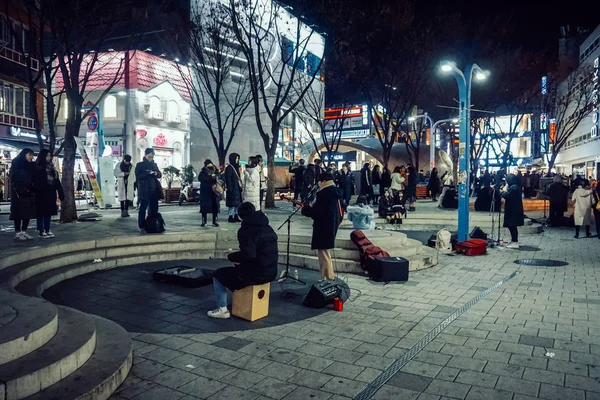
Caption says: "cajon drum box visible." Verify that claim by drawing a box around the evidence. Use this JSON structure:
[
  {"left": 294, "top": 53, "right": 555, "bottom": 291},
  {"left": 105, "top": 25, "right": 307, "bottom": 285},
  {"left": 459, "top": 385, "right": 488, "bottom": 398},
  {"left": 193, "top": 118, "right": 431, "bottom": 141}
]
[{"left": 232, "top": 283, "right": 270, "bottom": 321}]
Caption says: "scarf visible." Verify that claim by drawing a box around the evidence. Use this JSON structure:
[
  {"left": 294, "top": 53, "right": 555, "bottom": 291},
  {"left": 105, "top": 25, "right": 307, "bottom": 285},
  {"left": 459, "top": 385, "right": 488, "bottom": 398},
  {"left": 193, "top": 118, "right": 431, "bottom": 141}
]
[{"left": 120, "top": 162, "right": 132, "bottom": 173}]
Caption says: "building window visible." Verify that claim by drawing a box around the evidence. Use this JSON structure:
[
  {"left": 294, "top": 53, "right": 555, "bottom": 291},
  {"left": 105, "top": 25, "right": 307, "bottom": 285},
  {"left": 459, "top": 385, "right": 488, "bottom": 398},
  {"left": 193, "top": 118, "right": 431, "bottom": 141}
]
[
  {"left": 0, "top": 83, "right": 14, "bottom": 114},
  {"left": 104, "top": 95, "right": 117, "bottom": 118},
  {"left": 149, "top": 96, "right": 160, "bottom": 114},
  {"left": 63, "top": 98, "right": 68, "bottom": 119},
  {"left": 14, "top": 87, "right": 23, "bottom": 116},
  {"left": 167, "top": 100, "right": 179, "bottom": 122}
]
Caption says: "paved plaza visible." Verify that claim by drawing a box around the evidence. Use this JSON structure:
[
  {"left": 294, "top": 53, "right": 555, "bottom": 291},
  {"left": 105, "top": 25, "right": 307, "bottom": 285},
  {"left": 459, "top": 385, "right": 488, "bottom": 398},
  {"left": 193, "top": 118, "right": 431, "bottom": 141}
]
[{"left": 1, "top": 202, "right": 600, "bottom": 400}]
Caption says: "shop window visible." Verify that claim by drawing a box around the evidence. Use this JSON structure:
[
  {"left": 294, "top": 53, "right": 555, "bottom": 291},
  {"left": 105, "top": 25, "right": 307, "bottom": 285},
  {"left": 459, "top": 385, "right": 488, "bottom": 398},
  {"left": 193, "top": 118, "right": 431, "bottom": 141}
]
[
  {"left": 167, "top": 100, "right": 179, "bottom": 122},
  {"left": 281, "top": 37, "right": 295, "bottom": 66},
  {"left": 14, "top": 87, "right": 24, "bottom": 116},
  {"left": 0, "top": 83, "right": 14, "bottom": 114},
  {"left": 104, "top": 95, "right": 117, "bottom": 118},
  {"left": 306, "top": 52, "right": 321, "bottom": 77}
]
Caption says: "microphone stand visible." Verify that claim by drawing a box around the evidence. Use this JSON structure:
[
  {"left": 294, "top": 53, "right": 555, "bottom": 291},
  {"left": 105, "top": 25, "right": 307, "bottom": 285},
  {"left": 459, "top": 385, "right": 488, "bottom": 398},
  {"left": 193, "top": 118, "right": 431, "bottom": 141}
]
[{"left": 277, "top": 205, "right": 306, "bottom": 285}]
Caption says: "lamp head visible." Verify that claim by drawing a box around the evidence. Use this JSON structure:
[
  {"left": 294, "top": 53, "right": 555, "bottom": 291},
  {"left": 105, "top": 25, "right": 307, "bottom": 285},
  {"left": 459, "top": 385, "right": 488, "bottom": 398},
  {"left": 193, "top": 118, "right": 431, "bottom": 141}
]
[
  {"left": 118, "top": 90, "right": 127, "bottom": 96},
  {"left": 475, "top": 71, "right": 486, "bottom": 81},
  {"left": 452, "top": 118, "right": 459, "bottom": 123},
  {"left": 440, "top": 61, "right": 456, "bottom": 73},
  {"left": 408, "top": 117, "right": 416, "bottom": 122}
]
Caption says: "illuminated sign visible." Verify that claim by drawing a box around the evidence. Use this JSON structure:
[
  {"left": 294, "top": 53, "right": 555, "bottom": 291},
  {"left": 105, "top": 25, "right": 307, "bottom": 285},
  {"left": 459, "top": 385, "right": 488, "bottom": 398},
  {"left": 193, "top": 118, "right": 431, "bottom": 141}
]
[
  {"left": 322, "top": 151, "right": 357, "bottom": 161},
  {"left": 323, "top": 105, "right": 369, "bottom": 132},
  {"left": 10, "top": 127, "right": 46, "bottom": 140},
  {"left": 541, "top": 76, "right": 548, "bottom": 95},
  {"left": 592, "top": 57, "right": 599, "bottom": 138},
  {"left": 540, "top": 114, "right": 547, "bottom": 131},
  {"left": 324, "top": 106, "right": 363, "bottom": 120}
]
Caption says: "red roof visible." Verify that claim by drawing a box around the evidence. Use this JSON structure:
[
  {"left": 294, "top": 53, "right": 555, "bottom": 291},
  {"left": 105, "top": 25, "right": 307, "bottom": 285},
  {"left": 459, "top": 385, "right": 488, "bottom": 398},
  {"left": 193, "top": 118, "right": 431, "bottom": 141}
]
[{"left": 55, "top": 51, "right": 191, "bottom": 100}]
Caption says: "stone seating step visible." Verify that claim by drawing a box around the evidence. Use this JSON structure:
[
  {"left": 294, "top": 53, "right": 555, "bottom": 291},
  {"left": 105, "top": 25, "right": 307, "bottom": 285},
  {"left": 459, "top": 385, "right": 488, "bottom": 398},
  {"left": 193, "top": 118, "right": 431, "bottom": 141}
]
[
  {"left": 0, "top": 306, "right": 96, "bottom": 400},
  {"left": 0, "top": 292, "right": 58, "bottom": 366},
  {"left": 276, "top": 242, "right": 360, "bottom": 261},
  {"left": 22, "top": 314, "right": 132, "bottom": 400}
]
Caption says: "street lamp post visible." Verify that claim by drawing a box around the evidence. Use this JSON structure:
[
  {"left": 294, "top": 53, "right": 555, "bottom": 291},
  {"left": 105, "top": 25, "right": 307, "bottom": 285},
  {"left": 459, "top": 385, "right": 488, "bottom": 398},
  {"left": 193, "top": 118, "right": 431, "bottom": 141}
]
[
  {"left": 409, "top": 114, "right": 459, "bottom": 170},
  {"left": 440, "top": 61, "right": 488, "bottom": 242}
]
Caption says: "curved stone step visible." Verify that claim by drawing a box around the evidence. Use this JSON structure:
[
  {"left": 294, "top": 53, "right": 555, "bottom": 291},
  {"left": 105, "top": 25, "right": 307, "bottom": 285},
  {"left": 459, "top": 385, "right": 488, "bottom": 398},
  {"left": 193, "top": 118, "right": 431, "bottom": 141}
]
[
  {"left": 279, "top": 253, "right": 362, "bottom": 274},
  {"left": 22, "top": 314, "right": 132, "bottom": 400},
  {"left": 0, "top": 292, "right": 58, "bottom": 366},
  {"left": 276, "top": 242, "right": 359, "bottom": 260},
  {"left": 15, "top": 250, "right": 217, "bottom": 297},
  {"left": 0, "top": 306, "right": 96, "bottom": 400}
]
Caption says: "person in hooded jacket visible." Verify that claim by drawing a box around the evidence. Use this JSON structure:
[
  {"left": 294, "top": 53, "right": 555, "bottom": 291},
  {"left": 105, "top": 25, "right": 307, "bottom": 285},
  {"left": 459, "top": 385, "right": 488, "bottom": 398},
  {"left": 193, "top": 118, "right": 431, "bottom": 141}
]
[
  {"left": 427, "top": 167, "right": 441, "bottom": 201},
  {"left": 380, "top": 167, "right": 392, "bottom": 197},
  {"left": 135, "top": 148, "right": 163, "bottom": 232},
  {"left": 501, "top": 174, "right": 525, "bottom": 249},
  {"left": 347, "top": 195, "right": 375, "bottom": 230},
  {"left": 337, "top": 163, "right": 353, "bottom": 210},
  {"left": 34, "top": 149, "right": 64, "bottom": 238},
  {"left": 199, "top": 159, "right": 220, "bottom": 227},
  {"left": 224, "top": 153, "right": 242, "bottom": 223},
  {"left": 302, "top": 172, "right": 342, "bottom": 280},
  {"left": 572, "top": 181, "right": 592, "bottom": 238},
  {"left": 114, "top": 154, "right": 135, "bottom": 218},
  {"left": 10, "top": 148, "right": 36, "bottom": 240},
  {"left": 546, "top": 175, "right": 570, "bottom": 227},
  {"left": 208, "top": 202, "right": 278, "bottom": 319},
  {"left": 243, "top": 156, "right": 261, "bottom": 211},
  {"left": 301, "top": 163, "right": 316, "bottom": 202},
  {"left": 359, "top": 162, "right": 373, "bottom": 203}
]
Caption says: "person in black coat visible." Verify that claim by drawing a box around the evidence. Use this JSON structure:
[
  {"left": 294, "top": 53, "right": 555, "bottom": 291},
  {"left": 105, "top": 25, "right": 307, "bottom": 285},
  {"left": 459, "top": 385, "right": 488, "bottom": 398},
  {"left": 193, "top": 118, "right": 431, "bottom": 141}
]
[
  {"left": 9, "top": 148, "right": 36, "bottom": 240},
  {"left": 199, "top": 159, "right": 220, "bottom": 227},
  {"left": 224, "top": 153, "right": 242, "bottom": 223},
  {"left": 33, "top": 149, "right": 64, "bottom": 238},
  {"left": 301, "top": 164, "right": 316, "bottom": 202},
  {"left": 378, "top": 189, "right": 394, "bottom": 220},
  {"left": 502, "top": 174, "right": 524, "bottom": 249},
  {"left": 208, "top": 202, "right": 278, "bottom": 319},
  {"left": 546, "top": 175, "right": 570, "bottom": 227},
  {"left": 135, "top": 148, "right": 163, "bottom": 232},
  {"left": 359, "top": 162, "right": 373, "bottom": 203},
  {"left": 372, "top": 165, "right": 382, "bottom": 205},
  {"left": 337, "top": 163, "right": 353, "bottom": 210},
  {"left": 302, "top": 172, "right": 341, "bottom": 280},
  {"left": 380, "top": 167, "right": 392, "bottom": 197},
  {"left": 289, "top": 159, "right": 306, "bottom": 203},
  {"left": 427, "top": 167, "right": 441, "bottom": 201}
]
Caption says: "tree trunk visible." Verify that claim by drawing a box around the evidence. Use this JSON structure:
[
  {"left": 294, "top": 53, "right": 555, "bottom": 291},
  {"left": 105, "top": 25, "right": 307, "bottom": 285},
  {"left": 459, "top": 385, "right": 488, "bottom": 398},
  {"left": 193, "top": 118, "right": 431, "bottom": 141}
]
[
  {"left": 265, "top": 151, "right": 276, "bottom": 209},
  {"left": 382, "top": 144, "right": 392, "bottom": 170},
  {"left": 60, "top": 137, "right": 78, "bottom": 223},
  {"left": 547, "top": 152, "right": 558, "bottom": 175},
  {"left": 218, "top": 152, "right": 226, "bottom": 170}
]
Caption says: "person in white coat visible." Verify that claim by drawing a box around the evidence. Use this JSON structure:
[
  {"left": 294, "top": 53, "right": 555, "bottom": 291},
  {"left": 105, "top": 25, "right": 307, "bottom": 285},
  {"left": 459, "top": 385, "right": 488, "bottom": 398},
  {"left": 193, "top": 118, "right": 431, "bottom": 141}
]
[
  {"left": 572, "top": 182, "right": 592, "bottom": 238},
  {"left": 390, "top": 166, "right": 405, "bottom": 195},
  {"left": 114, "top": 155, "right": 135, "bottom": 218},
  {"left": 243, "top": 156, "right": 261, "bottom": 211}
]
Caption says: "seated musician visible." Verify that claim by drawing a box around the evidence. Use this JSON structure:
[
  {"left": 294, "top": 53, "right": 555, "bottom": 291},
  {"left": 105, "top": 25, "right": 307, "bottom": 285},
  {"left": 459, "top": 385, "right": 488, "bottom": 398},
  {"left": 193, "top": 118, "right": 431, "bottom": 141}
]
[{"left": 207, "top": 202, "right": 278, "bottom": 319}]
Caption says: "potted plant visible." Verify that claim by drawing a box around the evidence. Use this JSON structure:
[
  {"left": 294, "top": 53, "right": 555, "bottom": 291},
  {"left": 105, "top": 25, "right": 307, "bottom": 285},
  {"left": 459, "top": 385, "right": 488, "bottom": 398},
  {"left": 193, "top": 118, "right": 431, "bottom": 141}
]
[
  {"left": 162, "top": 166, "right": 181, "bottom": 203},
  {"left": 182, "top": 164, "right": 195, "bottom": 185}
]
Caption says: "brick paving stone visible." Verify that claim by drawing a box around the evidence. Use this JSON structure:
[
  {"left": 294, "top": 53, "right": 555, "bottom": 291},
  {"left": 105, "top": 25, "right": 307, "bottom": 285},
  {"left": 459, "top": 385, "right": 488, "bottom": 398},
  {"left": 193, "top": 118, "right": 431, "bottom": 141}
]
[
  {"left": 425, "top": 379, "right": 471, "bottom": 399},
  {"left": 258, "top": 361, "right": 300, "bottom": 380},
  {"left": 354, "top": 354, "right": 395, "bottom": 369},
  {"left": 455, "top": 370, "right": 499, "bottom": 389},
  {"left": 321, "top": 377, "right": 367, "bottom": 398},
  {"left": 130, "top": 385, "right": 185, "bottom": 400},
  {"left": 495, "top": 376, "right": 539, "bottom": 397},
  {"left": 222, "top": 370, "right": 266, "bottom": 389},
  {"left": 565, "top": 374, "right": 600, "bottom": 393},
  {"left": 179, "top": 376, "right": 227, "bottom": 399},
  {"left": 509, "top": 354, "right": 548, "bottom": 369},
  {"left": 224, "top": 354, "right": 271, "bottom": 372},
  {"left": 401, "top": 360, "right": 444, "bottom": 378},
  {"left": 287, "top": 369, "right": 334, "bottom": 389},
  {"left": 413, "top": 351, "right": 451, "bottom": 366},
  {"left": 292, "top": 354, "right": 335, "bottom": 372},
  {"left": 131, "top": 360, "right": 172, "bottom": 379},
  {"left": 473, "top": 348, "right": 511, "bottom": 363},
  {"left": 370, "top": 385, "right": 420, "bottom": 400},
  {"left": 321, "top": 362, "right": 365, "bottom": 380},
  {"left": 456, "top": 328, "right": 490, "bottom": 339},
  {"left": 436, "top": 366, "right": 461, "bottom": 382},
  {"left": 388, "top": 372, "right": 433, "bottom": 392},
  {"left": 354, "top": 342, "right": 392, "bottom": 356},
  {"left": 152, "top": 368, "right": 198, "bottom": 389},
  {"left": 249, "top": 377, "right": 297, "bottom": 399},
  {"left": 497, "top": 342, "right": 535, "bottom": 356},
  {"left": 208, "top": 386, "right": 260, "bottom": 400},
  {"left": 354, "top": 367, "right": 382, "bottom": 383},
  {"left": 446, "top": 356, "right": 487, "bottom": 372},
  {"left": 464, "top": 386, "right": 512, "bottom": 400},
  {"left": 281, "top": 387, "right": 332, "bottom": 400},
  {"left": 440, "top": 344, "right": 476, "bottom": 358},
  {"left": 463, "top": 337, "right": 500, "bottom": 350},
  {"left": 521, "top": 367, "right": 565, "bottom": 386},
  {"left": 538, "top": 383, "right": 585, "bottom": 400},
  {"left": 187, "top": 360, "right": 237, "bottom": 380},
  {"left": 546, "top": 359, "right": 588, "bottom": 377}
]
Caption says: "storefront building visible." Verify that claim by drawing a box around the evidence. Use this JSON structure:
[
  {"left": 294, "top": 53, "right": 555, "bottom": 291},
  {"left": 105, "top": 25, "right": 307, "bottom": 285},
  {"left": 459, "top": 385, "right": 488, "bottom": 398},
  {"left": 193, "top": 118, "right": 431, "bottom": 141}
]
[{"left": 552, "top": 24, "right": 600, "bottom": 179}]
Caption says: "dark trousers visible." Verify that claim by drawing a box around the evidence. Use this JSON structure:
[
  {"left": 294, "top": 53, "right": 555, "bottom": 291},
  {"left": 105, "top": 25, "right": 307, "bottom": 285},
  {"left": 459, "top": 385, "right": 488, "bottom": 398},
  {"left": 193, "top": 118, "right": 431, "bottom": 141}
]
[
  {"left": 595, "top": 209, "right": 600, "bottom": 237},
  {"left": 549, "top": 202, "right": 564, "bottom": 226},
  {"left": 13, "top": 219, "right": 30, "bottom": 232},
  {"left": 120, "top": 200, "right": 128, "bottom": 211},
  {"left": 508, "top": 226, "right": 518, "bottom": 242},
  {"left": 138, "top": 194, "right": 159, "bottom": 229},
  {"left": 293, "top": 187, "right": 301, "bottom": 202},
  {"left": 36, "top": 216, "right": 51, "bottom": 233}
]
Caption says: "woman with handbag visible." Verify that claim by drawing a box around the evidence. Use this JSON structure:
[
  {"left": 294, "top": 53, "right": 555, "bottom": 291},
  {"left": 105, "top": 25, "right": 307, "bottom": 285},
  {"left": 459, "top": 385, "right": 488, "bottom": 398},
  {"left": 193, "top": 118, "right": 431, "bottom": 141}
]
[
  {"left": 572, "top": 181, "right": 592, "bottom": 238},
  {"left": 10, "top": 148, "right": 36, "bottom": 240},
  {"left": 34, "top": 149, "right": 64, "bottom": 238},
  {"left": 224, "top": 153, "right": 242, "bottom": 223},
  {"left": 199, "top": 159, "right": 221, "bottom": 227},
  {"left": 243, "top": 156, "right": 261, "bottom": 211}
]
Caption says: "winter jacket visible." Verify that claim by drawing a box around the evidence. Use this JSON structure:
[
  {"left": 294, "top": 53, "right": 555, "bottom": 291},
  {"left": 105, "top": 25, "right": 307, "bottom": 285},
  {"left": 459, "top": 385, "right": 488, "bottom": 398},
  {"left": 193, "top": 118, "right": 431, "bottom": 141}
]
[
  {"left": 337, "top": 169, "right": 354, "bottom": 206},
  {"left": 302, "top": 182, "right": 342, "bottom": 249},
  {"left": 135, "top": 158, "right": 162, "bottom": 201},
  {"left": 224, "top": 153, "right": 242, "bottom": 208},
  {"left": 427, "top": 170, "right": 441, "bottom": 195},
  {"left": 302, "top": 165, "right": 316, "bottom": 200},
  {"left": 347, "top": 204, "right": 375, "bottom": 230},
  {"left": 405, "top": 170, "right": 418, "bottom": 198},
  {"left": 212, "top": 210, "right": 278, "bottom": 291},
  {"left": 243, "top": 166, "right": 261, "bottom": 210},
  {"left": 546, "top": 181, "right": 569, "bottom": 211},
  {"left": 390, "top": 173, "right": 405, "bottom": 191},
  {"left": 359, "top": 165, "right": 372, "bottom": 196},
  {"left": 9, "top": 159, "right": 36, "bottom": 221},
  {"left": 378, "top": 196, "right": 394, "bottom": 217},
  {"left": 502, "top": 177, "right": 524, "bottom": 227},
  {"left": 34, "top": 163, "right": 64, "bottom": 217},
  {"left": 289, "top": 165, "right": 306, "bottom": 191},
  {"left": 572, "top": 187, "right": 592, "bottom": 226},
  {"left": 114, "top": 161, "right": 135, "bottom": 202},
  {"left": 380, "top": 170, "right": 392, "bottom": 195},
  {"left": 199, "top": 167, "right": 220, "bottom": 214}
]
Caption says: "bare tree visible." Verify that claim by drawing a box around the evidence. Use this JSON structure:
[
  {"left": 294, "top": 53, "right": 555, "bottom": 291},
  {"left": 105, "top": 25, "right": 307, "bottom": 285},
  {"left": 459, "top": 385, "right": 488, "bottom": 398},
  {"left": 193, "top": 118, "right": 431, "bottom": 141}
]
[
  {"left": 177, "top": 1, "right": 252, "bottom": 168},
  {"left": 229, "top": 0, "right": 325, "bottom": 208},
  {"left": 545, "top": 64, "right": 593, "bottom": 172}
]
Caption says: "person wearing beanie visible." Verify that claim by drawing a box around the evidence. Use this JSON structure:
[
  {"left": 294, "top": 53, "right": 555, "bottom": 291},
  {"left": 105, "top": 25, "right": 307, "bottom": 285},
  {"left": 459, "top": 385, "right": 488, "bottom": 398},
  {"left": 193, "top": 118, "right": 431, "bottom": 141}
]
[
  {"left": 243, "top": 156, "right": 261, "bottom": 211},
  {"left": 301, "top": 172, "right": 343, "bottom": 280},
  {"left": 208, "top": 202, "right": 278, "bottom": 318},
  {"left": 135, "top": 148, "right": 163, "bottom": 233},
  {"left": 199, "top": 159, "right": 221, "bottom": 227}
]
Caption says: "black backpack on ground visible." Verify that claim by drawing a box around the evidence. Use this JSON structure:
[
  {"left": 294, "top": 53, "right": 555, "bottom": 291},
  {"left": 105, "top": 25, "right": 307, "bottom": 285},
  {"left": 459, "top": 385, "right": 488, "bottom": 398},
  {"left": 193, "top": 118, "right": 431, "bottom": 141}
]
[{"left": 145, "top": 212, "right": 166, "bottom": 233}]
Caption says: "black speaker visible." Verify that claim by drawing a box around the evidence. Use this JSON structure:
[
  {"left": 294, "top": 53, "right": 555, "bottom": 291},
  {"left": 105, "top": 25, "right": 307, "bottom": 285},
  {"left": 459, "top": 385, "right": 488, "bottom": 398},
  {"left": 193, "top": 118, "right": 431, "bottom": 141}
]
[
  {"left": 368, "top": 257, "right": 409, "bottom": 282},
  {"left": 470, "top": 226, "right": 488, "bottom": 240},
  {"left": 302, "top": 278, "right": 350, "bottom": 309}
]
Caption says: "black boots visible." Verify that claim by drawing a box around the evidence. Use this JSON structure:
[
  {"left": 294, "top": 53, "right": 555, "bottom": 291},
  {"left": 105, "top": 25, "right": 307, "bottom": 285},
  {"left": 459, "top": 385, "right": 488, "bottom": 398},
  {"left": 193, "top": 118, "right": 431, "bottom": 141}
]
[
  {"left": 212, "top": 215, "right": 219, "bottom": 227},
  {"left": 201, "top": 213, "right": 207, "bottom": 227},
  {"left": 228, "top": 216, "right": 235, "bottom": 223}
]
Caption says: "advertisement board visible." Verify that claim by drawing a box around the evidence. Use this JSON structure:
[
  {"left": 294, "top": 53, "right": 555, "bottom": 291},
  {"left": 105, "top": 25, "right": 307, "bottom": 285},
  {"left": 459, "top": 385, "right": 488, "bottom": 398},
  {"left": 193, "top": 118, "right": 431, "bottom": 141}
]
[{"left": 74, "top": 136, "right": 104, "bottom": 208}]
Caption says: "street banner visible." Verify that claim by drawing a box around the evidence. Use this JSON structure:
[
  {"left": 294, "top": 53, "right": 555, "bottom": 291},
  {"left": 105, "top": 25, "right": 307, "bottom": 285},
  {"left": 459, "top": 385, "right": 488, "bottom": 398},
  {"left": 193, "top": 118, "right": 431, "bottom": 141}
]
[{"left": 74, "top": 136, "right": 105, "bottom": 208}]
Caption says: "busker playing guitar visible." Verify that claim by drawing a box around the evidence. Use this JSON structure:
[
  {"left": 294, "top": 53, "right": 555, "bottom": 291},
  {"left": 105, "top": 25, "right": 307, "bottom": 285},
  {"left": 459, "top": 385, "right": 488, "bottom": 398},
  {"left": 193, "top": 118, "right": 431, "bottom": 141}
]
[{"left": 300, "top": 172, "right": 343, "bottom": 281}]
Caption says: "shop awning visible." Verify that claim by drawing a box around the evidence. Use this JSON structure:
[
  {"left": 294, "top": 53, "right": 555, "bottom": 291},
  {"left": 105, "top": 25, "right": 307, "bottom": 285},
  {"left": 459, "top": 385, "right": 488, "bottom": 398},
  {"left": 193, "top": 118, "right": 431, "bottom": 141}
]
[{"left": 0, "top": 139, "right": 81, "bottom": 159}]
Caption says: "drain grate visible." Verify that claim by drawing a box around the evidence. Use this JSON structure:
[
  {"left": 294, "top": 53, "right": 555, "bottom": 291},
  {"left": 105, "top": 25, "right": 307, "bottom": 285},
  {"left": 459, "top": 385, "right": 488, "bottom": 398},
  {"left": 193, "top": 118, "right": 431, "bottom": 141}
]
[
  {"left": 514, "top": 259, "right": 569, "bottom": 267},
  {"left": 516, "top": 245, "right": 541, "bottom": 251},
  {"left": 353, "top": 270, "right": 520, "bottom": 400}
]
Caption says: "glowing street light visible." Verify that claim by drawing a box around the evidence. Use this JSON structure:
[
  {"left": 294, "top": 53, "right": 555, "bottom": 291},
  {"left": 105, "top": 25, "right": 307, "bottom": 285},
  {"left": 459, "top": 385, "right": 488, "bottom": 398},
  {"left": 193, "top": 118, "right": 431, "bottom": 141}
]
[{"left": 439, "top": 60, "right": 489, "bottom": 242}]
